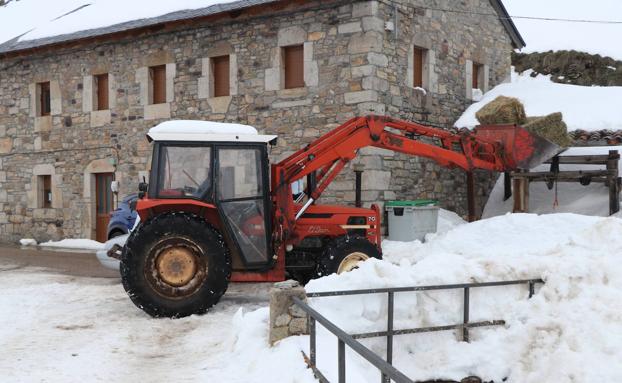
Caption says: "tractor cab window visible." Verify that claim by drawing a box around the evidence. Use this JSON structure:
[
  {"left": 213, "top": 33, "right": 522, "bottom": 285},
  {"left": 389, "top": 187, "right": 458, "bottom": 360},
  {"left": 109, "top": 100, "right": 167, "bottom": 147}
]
[
  {"left": 157, "top": 145, "right": 212, "bottom": 199},
  {"left": 217, "top": 147, "right": 269, "bottom": 265}
]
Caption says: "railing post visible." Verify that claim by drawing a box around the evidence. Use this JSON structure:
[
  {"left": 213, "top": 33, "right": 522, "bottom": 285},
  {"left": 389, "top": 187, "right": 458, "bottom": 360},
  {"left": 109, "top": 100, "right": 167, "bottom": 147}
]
[
  {"left": 528, "top": 281, "right": 535, "bottom": 298},
  {"left": 338, "top": 339, "right": 346, "bottom": 383},
  {"left": 382, "top": 291, "right": 395, "bottom": 383},
  {"left": 463, "top": 287, "right": 470, "bottom": 342},
  {"left": 310, "top": 316, "right": 316, "bottom": 367}
]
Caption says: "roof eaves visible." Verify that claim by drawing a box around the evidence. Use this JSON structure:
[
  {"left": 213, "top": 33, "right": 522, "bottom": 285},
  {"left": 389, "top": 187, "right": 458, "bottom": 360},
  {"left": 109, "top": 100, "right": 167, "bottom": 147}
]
[{"left": 489, "top": 0, "right": 526, "bottom": 49}]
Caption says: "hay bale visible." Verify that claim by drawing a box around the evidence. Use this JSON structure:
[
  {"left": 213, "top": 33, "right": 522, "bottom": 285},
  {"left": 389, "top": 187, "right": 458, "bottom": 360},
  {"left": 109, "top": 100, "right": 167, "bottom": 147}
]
[
  {"left": 522, "top": 112, "right": 573, "bottom": 147},
  {"left": 475, "top": 96, "right": 527, "bottom": 125}
]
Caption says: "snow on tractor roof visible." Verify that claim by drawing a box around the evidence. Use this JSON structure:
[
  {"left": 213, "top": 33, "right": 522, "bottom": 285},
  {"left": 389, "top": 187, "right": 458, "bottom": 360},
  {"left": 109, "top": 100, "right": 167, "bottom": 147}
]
[{"left": 147, "top": 120, "right": 277, "bottom": 144}]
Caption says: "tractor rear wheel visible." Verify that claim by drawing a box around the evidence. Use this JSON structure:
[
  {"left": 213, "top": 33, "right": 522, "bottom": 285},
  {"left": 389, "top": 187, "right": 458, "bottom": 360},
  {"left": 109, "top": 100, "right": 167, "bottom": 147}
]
[
  {"left": 120, "top": 212, "right": 231, "bottom": 318},
  {"left": 316, "top": 236, "right": 381, "bottom": 277}
]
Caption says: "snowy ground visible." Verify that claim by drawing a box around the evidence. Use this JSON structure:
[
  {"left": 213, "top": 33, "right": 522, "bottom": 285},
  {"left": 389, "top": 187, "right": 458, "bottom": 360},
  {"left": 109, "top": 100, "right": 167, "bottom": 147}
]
[
  {"left": 4, "top": 212, "right": 622, "bottom": 382},
  {"left": 455, "top": 69, "right": 622, "bottom": 132},
  {"left": 0, "top": 266, "right": 314, "bottom": 383}
]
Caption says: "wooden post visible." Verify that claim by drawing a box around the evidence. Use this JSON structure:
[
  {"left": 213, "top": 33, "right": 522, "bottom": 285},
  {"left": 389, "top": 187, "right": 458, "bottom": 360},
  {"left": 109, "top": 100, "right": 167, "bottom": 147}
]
[
  {"left": 512, "top": 171, "right": 529, "bottom": 213},
  {"left": 607, "top": 150, "right": 620, "bottom": 215},
  {"left": 466, "top": 171, "right": 476, "bottom": 222},
  {"left": 503, "top": 172, "right": 512, "bottom": 201}
]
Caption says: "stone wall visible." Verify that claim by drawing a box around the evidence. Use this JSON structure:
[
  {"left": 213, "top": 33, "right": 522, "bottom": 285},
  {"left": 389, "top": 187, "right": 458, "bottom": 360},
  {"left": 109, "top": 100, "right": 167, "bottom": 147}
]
[
  {"left": 0, "top": 0, "right": 514, "bottom": 242},
  {"left": 268, "top": 280, "right": 308, "bottom": 345}
]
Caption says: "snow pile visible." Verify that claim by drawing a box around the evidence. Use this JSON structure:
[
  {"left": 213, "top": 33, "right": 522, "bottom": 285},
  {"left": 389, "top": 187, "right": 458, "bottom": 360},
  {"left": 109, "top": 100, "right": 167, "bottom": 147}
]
[
  {"left": 95, "top": 234, "right": 129, "bottom": 271},
  {"left": 484, "top": 146, "right": 622, "bottom": 218},
  {"left": 39, "top": 238, "right": 105, "bottom": 251},
  {"left": 0, "top": 0, "right": 240, "bottom": 44},
  {"left": 456, "top": 70, "right": 622, "bottom": 132},
  {"left": 504, "top": 0, "right": 622, "bottom": 60},
  {"left": 19, "top": 238, "right": 37, "bottom": 246},
  {"left": 304, "top": 213, "right": 622, "bottom": 382}
]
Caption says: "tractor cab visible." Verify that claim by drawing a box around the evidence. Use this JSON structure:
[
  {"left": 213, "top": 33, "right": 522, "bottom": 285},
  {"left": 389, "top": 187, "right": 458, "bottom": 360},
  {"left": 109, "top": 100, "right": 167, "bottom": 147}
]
[{"left": 134, "top": 121, "right": 277, "bottom": 299}]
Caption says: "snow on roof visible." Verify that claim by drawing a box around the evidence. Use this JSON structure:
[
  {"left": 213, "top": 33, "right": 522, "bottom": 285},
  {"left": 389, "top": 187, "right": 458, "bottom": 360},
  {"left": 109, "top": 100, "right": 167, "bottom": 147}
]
[
  {"left": 0, "top": 0, "right": 276, "bottom": 53},
  {"left": 504, "top": 0, "right": 622, "bottom": 60},
  {"left": 0, "top": 1, "right": 524, "bottom": 55},
  {"left": 150, "top": 120, "right": 258, "bottom": 135},
  {"left": 455, "top": 70, "right": 622, "bottom": 133},
  {"left": 147, "top": 120, "right": 277, "bottom": 143}
]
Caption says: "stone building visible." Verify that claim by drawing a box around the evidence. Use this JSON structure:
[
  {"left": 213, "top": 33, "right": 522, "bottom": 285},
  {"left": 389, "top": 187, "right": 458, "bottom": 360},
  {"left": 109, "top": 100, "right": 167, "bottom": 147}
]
[{"left": 0, "top": 0, "right": 524, "bottom": 242}]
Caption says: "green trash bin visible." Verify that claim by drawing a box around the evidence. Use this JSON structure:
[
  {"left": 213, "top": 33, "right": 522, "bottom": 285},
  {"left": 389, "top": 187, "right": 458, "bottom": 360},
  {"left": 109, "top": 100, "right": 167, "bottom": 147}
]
[{"left": 385, "top": 200, "right": 439, "bottom": 242}]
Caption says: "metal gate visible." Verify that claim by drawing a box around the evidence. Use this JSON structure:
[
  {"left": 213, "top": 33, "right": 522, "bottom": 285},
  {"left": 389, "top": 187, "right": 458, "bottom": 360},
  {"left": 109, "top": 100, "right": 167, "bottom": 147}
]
[{"left": 293, "top": 278, "right": 544, "bottom": 383}]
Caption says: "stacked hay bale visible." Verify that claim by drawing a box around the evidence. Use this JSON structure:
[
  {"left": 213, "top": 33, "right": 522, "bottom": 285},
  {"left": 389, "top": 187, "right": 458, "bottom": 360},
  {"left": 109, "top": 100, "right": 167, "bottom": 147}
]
[{"left": 475, "top": 96, "right": 572, "bottom": 147}]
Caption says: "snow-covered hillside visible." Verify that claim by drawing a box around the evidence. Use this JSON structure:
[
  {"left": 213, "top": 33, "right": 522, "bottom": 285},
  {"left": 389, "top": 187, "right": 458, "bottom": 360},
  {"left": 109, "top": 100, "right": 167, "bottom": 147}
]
[
  {"left": 504, "top": 0, "right": 622, "bottom": 60},
  {"left": 455, "top": 70, "right": 622, "bottom": 132}
]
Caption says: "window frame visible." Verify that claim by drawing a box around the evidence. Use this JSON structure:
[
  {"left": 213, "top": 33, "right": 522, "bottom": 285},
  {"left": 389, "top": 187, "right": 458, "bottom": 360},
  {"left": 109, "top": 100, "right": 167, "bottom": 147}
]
[
  {"left": 211, "top": 55, "right": 231, "bottom": 97},
  {"left": 151, "top": 142, "right": 214, "bottom": 202},
  {"left": 472, "top": 62, "right": 483, "bottom": 91},
  {"left": 283, "top": 44, "right": 305, "bottom": 89},
  {"left": 38, "top": 174, "right": 52, "bottom": 208},
  {"left": 38, "top": 81, "right": 51, "bottom": 117},
  {"left": 95, "top": 73, "right": 109, "bottom": 111},
  {"left": 150, "top": 65, "right": 167, "bottom": 105},
  {"left": 413, "top": 46, "right": 426, "bottom": 88}
]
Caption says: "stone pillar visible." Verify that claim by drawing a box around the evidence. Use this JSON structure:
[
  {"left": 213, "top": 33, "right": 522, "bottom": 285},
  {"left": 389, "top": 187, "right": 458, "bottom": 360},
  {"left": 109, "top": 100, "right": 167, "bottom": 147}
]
[{"left": 269, "top": 280, "right": 308, "bottom": 345}]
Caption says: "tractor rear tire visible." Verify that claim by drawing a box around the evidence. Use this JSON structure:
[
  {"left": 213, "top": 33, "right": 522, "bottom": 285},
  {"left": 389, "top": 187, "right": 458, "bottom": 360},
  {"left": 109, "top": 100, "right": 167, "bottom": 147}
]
[
  {"left": 316, "top": 236, "right": 381, "bottom": 277},
  {"left": 120, "top": 212, "right": 231, "bottom": 318}
]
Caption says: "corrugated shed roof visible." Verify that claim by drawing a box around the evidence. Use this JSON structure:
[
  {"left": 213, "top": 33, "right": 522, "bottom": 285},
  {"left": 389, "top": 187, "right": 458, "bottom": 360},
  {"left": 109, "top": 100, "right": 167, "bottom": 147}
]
[{"left": 0, "top": 0, "right": 278, "bottom": 55}]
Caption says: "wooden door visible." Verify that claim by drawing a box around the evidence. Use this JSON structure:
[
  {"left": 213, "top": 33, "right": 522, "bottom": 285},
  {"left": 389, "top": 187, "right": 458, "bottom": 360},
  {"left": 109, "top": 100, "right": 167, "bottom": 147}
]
[{"left": 95, "top": 173, "right": 114, "bottom": 242}]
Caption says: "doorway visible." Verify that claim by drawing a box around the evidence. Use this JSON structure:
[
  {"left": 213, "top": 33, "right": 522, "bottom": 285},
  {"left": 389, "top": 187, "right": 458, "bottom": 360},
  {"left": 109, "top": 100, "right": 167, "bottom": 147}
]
[{"left": 95, "top": 173, "right": 114, "bottom": 242}]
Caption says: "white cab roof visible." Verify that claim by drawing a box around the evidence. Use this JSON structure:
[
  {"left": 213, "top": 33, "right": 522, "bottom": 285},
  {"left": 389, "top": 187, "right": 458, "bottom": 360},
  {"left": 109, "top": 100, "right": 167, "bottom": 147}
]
[{"left": 147, "top": 120, "right": 277, "bottom": 143}]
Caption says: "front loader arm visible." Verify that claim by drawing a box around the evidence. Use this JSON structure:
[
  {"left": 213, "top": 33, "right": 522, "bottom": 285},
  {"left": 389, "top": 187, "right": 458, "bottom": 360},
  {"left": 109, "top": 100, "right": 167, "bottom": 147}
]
[{"left": 270, "top": 115, "right": 508, "bottom": 248}]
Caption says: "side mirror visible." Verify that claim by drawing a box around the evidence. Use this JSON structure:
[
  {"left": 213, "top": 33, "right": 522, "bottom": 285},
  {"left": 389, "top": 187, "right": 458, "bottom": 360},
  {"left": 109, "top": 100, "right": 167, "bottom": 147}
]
[
  {"left": 138, "top": 182, "right": 148, "bottom": 199},
  {"left": 129, "top": 200, "right": 137, "bottom": 211}
]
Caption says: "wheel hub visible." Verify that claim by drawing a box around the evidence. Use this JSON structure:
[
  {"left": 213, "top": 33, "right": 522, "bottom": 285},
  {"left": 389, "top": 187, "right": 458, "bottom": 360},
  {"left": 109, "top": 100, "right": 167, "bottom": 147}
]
[
  {"left": 145, "top": 238, "right": 208, "bottom": 299},
  {"left": 156, "top": 247, "right": 198, "bottom": 287},
  {"left": 337, "top": 252, "right": 369, "bottom": 274}
]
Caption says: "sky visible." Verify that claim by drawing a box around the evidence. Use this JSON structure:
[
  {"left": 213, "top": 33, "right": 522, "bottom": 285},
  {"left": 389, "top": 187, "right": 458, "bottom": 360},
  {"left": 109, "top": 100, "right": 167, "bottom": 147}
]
[
  {"left": 0, "top": 0, "right": 621, "bottom": 60},
  {"left": 503, "top": 0, "right": 622, "bottom": 59}
]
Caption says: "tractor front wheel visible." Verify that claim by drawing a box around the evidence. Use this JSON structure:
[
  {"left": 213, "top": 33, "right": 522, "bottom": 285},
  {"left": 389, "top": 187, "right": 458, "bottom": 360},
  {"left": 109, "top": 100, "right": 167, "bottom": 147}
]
[
  {"left": 316, "top": 236, "right": 381, "bottom": 277},
  {"left": 120, "top": 212, "right": 231, "bottom": 318}
]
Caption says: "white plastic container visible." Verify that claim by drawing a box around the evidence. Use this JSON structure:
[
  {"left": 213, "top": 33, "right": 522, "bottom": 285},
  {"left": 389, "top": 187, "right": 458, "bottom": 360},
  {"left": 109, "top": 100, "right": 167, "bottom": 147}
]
[{"left": 386, "top": 200, "right": 439, "bottom": 242}]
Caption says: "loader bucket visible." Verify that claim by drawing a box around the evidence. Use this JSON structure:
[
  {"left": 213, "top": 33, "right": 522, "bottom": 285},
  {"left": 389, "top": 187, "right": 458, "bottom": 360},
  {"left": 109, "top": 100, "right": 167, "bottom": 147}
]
[{"left": 474, "top": 124, "right": 561, "bottom": 170}]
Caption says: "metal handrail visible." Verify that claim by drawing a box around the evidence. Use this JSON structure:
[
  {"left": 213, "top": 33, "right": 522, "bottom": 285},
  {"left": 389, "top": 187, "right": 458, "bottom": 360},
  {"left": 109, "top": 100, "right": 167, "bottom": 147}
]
[
  {"left": 292, "top": 296, "right": 414, "bottom": 383},
  {"left": 296, "top": 278, "right": 544, "bottom": 383}
]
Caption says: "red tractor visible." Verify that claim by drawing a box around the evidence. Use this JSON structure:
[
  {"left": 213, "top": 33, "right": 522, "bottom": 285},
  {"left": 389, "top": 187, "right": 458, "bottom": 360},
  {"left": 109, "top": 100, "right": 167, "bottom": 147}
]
[{"left": 120, "top": 115, "right": 556, "bottom": 317}]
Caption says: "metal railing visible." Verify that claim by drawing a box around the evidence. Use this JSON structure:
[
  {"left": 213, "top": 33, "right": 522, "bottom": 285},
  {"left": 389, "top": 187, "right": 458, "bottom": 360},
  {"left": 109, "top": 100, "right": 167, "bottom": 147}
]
[{"left": 294, "top": 278, "right": 544, "bottom": 383}]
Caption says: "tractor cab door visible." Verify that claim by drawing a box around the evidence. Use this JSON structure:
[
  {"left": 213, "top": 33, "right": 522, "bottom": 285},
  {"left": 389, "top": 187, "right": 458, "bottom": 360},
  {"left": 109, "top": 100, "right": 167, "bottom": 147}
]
[{"left": 215, "top": 145, "right": 271, "bottom": 268}]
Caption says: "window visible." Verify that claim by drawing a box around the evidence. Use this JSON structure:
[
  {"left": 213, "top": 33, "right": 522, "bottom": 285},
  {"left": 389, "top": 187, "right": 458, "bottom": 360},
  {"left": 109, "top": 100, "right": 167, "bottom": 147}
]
[
  {"left": 150, "top": 65, "right": 167, "bottom": 104},
  {"left": 39, "top": 82, "right": 51, "bottom": 116},
  {"left": 38, "top": 175, "right": 52, "bottom": 208},
  {"left": 212, "top": 55, "right": 230, "bottom": 97},
  {"left": 157, "top": 145, "right": 212, "bottom": 199},
  {"left": 413, "top": 46, "right": 425, "bottom": 88},
  {"left": 472, "top": 62, "right": 483, "bottom": 90},
  {"left": 283, "top": 45, "right": 304, "bottom": 89},
  {"left": 95, "top": 73, "right": 109, "bottom": 110}
]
